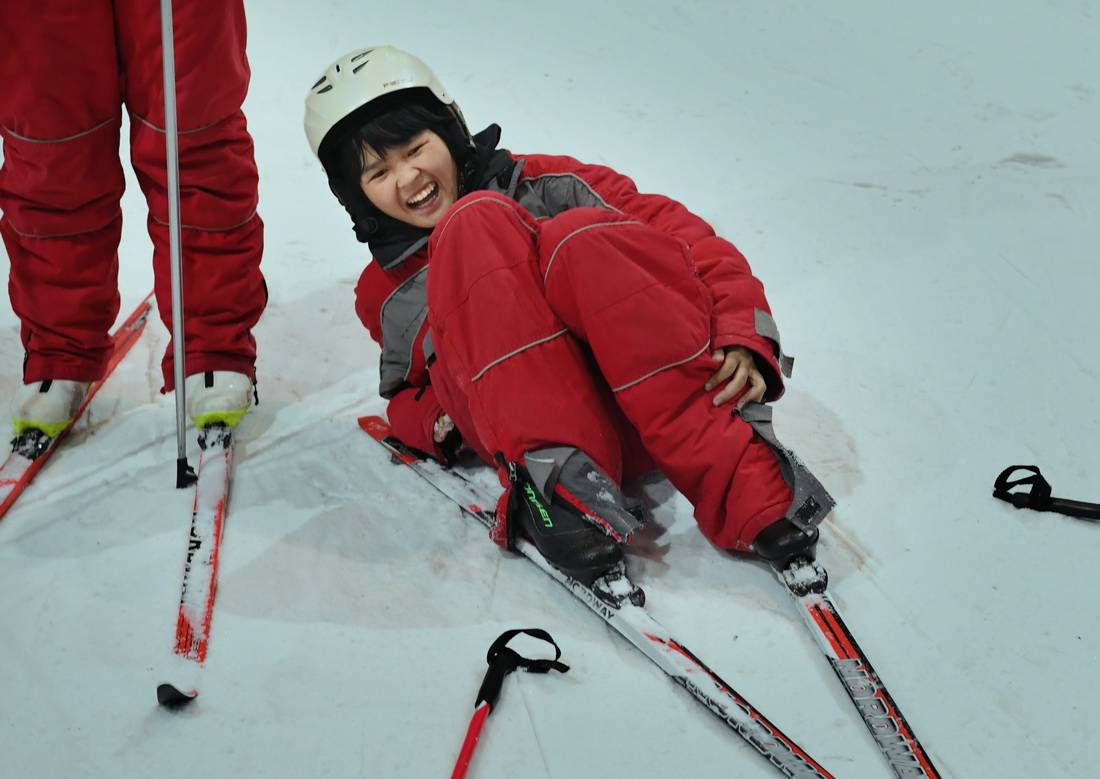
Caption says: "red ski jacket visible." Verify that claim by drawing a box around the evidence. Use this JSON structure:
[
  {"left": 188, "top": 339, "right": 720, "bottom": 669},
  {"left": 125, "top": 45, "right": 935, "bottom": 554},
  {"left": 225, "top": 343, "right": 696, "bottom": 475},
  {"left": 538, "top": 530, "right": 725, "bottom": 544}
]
[{"left": 354, "top": 150, "right": 792, "bottom": 460}]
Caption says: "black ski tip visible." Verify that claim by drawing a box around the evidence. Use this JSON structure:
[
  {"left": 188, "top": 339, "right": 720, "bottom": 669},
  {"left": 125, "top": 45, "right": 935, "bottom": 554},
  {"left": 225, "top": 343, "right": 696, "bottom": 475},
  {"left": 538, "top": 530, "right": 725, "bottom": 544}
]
[{"left": 157, "top": 683, "right": 198, "bottom": 708}]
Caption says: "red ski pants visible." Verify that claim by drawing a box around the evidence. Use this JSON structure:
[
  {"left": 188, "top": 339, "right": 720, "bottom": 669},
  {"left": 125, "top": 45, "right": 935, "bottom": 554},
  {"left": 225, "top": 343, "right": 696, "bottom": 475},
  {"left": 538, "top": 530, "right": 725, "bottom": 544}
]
[
  {"left": 426, "top": 193, "right": 793, "bottom": 550},
  {"left": 0, "top": 0, "right": 265, "bottom": 389}
]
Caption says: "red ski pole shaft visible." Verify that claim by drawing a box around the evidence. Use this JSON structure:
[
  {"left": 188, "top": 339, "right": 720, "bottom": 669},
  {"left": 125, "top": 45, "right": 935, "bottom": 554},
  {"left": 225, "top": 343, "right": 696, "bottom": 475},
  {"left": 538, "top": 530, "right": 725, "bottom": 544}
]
[{"left": 451, "top": 702, "right": 491, "bottom": 779}]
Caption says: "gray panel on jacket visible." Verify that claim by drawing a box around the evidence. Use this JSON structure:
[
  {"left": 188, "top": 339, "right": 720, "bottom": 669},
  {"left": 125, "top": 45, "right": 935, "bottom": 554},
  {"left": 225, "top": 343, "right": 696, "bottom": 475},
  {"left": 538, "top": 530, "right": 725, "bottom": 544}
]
[{"left": 379, "top": 266, "right": 429, "bottom": 398}]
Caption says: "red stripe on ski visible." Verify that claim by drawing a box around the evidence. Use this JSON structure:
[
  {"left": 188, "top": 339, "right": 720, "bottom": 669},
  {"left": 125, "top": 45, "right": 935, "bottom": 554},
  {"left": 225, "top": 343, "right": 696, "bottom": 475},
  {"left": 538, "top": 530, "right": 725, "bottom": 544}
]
[
  {"left": 0, "top": 293, "right": 154, "bottom": 520},
  {"left": 818, "top": 598, "right": 940, "bottom": 778},
  {"left": 197, "top": 493, "right": 228, "bottom": 661},
  {"left": 807, "top": 601, "right": 859, "bottom": 660},
  {"left": 644, "top": 632, "right": 833, "bottom": 776},
  {"left": 173, "top": 429, "right": 233, "bottom": 664},
  {"left": 174, "top": 490, "right": 227, "bottom": 662},
  {"left": 831, "top": 659, "right": 939, "bottom": 779},
  {"left": 357, "top": 416, "right": 418, "bottom": 464},
  {"left": 174, "top": 617, "right": 195, "bottom": 656},
  {"left": 798, "top": 591, "right": 940, "bottom": 777}
]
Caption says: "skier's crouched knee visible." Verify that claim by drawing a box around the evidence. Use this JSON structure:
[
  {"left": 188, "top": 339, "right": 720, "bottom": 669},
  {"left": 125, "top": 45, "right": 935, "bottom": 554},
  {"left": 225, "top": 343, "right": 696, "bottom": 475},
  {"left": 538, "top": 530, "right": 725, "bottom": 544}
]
[{"left": 431, "top": 191, "right": 539, "bottom": 251}]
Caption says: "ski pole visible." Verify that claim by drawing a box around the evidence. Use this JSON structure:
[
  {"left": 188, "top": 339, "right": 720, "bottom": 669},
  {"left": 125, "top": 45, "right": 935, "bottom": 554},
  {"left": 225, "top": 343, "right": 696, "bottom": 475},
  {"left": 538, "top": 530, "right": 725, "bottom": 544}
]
[
  {"left": 451, "top": 629, "right": 569, "bottom": 779},
  {"left": 994, "top": 465, "right": 1100, "bottom": 521},
  {"left": 159, "top": 0, "right": 196, "bottom": 488}
]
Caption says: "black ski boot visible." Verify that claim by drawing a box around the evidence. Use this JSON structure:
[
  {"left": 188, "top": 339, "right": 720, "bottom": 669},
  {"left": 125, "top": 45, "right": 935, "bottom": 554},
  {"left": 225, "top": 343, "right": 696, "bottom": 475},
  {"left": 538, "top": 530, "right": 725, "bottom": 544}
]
[
  {"left": 753, "top": 517, "right": 819, "bottom": 571},
  {"left": 513, "top": 477, "right": 623, "bottom": 585}
]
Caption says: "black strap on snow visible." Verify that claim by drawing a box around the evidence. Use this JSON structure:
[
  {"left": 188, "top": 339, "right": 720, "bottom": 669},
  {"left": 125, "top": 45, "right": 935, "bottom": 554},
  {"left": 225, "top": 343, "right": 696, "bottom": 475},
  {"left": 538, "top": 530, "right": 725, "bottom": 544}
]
[
  {"left": 474, "top": 628, "right": 569, "bottom": 712},
  {"left": 993, "top": 465, "right": 1100, "bottom": 521}
]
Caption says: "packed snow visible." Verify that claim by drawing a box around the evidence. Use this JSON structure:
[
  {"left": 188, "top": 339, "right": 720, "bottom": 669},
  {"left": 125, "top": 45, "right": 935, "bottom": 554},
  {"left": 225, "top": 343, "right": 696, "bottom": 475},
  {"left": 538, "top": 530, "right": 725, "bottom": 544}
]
[{"left": 2, "top": 1, "right": 1098, "bottom": 777}]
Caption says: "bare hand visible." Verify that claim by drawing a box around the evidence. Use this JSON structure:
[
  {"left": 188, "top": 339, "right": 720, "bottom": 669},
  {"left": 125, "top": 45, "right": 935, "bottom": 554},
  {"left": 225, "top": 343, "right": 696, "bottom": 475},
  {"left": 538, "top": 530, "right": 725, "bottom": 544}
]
[
  {"left": 704, "top": 346, "right": 767, "bottom": 409},
  {"left": 433, "top": 413, "right": 455, "bottom": 443}
]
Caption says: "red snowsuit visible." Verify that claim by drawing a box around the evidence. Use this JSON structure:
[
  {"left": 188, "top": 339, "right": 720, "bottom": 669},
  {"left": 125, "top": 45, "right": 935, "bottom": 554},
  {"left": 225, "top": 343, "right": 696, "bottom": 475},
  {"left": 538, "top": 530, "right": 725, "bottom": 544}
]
[
  {"left": 356, "top": 152, "right": 801, "bottom": 551},
  {"left": 0, "top": 0, "right": 265, "bottom": 389}
]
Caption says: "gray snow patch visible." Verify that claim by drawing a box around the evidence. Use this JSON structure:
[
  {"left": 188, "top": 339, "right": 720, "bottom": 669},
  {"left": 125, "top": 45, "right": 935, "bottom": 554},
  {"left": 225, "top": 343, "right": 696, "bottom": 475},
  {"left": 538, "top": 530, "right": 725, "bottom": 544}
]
[{"left": 996, "top": 152, "right": 1064, "bottom": 168}]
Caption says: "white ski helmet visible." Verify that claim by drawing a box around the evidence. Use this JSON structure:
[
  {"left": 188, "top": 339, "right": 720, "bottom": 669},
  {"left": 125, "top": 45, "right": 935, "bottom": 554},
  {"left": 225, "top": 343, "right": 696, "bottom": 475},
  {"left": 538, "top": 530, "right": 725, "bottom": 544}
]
[{"left": 304, "top": 45, "right": 470, "bottom": 168}]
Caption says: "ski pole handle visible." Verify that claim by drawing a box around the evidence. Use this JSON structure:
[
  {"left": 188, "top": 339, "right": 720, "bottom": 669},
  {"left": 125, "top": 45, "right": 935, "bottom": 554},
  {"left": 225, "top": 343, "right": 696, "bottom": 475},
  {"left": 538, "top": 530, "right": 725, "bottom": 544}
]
[
  {"left": 994, "top": 465, "right": 1100, "bottom": 521},
  {"left": 451, "top": 628, "right": 569, "bottom": 778}
]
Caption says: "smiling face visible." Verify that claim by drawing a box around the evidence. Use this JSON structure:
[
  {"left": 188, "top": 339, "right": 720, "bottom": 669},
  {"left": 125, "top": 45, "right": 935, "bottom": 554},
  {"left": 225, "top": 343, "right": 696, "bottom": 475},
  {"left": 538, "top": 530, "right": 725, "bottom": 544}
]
[{"left": 358, "top": 130, "right": 459, "bottom": 229}]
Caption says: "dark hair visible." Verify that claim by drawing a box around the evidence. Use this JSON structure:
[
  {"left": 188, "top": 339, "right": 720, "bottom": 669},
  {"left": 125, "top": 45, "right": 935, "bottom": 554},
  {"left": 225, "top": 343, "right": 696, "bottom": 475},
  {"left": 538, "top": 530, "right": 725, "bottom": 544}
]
[{"left": 333, "top": 89, "right": 458, "bottom": 185}]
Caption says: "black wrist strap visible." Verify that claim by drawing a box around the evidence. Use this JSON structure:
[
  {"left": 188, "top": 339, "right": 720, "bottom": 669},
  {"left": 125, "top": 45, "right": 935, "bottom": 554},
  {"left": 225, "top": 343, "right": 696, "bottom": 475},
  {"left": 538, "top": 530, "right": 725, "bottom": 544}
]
[
  {"left": 993, "top": 465, "right": 1100, "bottom": 521},
  {"left": 475, "top": 628, "right": 569, "bottom": 711}
]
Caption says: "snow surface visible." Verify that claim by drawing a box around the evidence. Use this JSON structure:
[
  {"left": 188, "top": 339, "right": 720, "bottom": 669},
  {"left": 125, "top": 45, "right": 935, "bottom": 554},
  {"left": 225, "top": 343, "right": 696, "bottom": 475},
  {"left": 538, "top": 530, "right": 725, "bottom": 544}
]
[{"left": 2, "top": 1, "right": 1098, "bottom": 777}]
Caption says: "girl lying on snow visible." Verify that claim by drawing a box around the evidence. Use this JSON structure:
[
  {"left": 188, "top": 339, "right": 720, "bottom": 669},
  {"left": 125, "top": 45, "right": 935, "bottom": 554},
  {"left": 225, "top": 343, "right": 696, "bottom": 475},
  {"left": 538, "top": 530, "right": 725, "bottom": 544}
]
[{"left": 303, "top": 46, "right": 834, "bottom": 586}]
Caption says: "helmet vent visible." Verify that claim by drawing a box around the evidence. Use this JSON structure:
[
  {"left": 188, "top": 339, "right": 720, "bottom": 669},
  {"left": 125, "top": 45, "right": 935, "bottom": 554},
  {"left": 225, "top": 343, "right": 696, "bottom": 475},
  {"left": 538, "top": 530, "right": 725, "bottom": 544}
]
[
  {"left": 312, "top": 76, "right": 327, "bottom": 89},
  {"left": 352, "top": 60, "right": 371, "bottom": 74},
  {"left": 351, "top": 49, "right": 374, "bottom": 62},
  {"left": 335, "top": 64, "right": 341, "bottom": 73},
  {"left": 316, "top": 84, "right": 333, "bottom": 94}
]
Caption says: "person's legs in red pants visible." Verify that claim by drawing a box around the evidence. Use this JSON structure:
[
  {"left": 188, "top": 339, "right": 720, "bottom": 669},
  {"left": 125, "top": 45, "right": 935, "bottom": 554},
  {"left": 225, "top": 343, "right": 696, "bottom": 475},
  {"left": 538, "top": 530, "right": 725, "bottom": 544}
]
[
  {"left": 427, "top": 194, "right": 649, "bottom": 579},
  {"left": 0, "top": 1, "right": 124, "bottom": 385},
  {"left": 0, "top": 2, "right": 128, "bottom": 434},
  {"left": 428, "top": 192, "right": 831, "bottom": 563},
  {"left": 117, "top": 0, "right": 265, "bottom": 419},
  {"left": 535, "top": 205, "right": 798, "bottom": 551}
]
